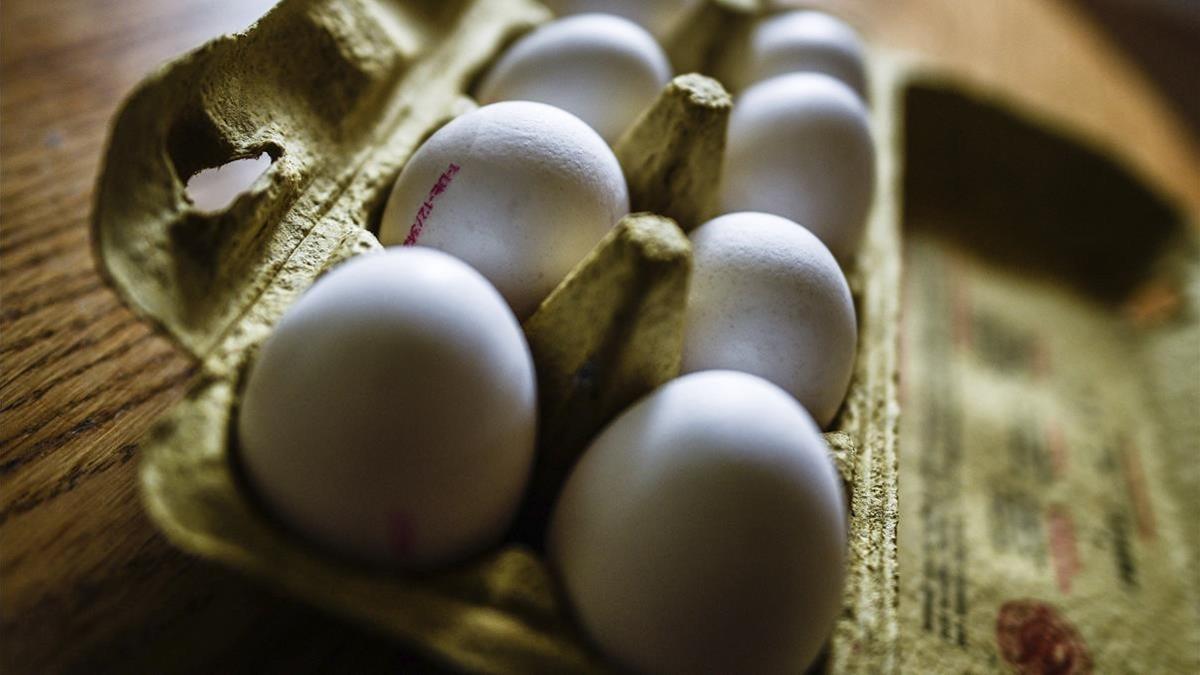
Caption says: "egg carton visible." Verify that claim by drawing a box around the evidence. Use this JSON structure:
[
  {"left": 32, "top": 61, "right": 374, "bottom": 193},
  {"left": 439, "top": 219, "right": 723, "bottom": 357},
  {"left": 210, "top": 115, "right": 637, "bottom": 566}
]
[{"left": 91, "top": 0, "right": 900, "bottom": 671}]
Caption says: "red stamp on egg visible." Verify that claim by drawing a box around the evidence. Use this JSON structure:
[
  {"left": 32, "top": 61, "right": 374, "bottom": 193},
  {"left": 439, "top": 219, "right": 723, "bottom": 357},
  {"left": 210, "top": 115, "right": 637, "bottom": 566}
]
[{"left": 404, "top": 162, "right": 461, "bottom": 246}]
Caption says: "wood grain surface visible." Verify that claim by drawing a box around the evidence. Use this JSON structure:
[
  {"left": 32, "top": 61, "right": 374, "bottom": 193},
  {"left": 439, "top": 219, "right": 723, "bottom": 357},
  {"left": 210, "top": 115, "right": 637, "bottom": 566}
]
[{"left": 1, "top": 1, "right": 1196, "bottom": 673}]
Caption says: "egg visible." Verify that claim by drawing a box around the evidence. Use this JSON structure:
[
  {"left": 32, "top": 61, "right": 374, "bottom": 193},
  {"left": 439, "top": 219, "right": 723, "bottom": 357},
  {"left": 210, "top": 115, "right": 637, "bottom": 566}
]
[
  {"left": 730, "top": 10, "right": 867, "bottom": 97},
  {"left": 540, "top": 0, "right": 699, "bottom": 39},
  {"left": 378, "top": 101, "right": 629, "bottom": 319},
  {"left": 681, "top": 212, "right": 856, "bottom": 427},
  {"left": 237, "top": 248, "right": 537, "bottom": 568},
  {"left": 476, "top": 14, "right": 672, "bottom": 143},
  {"left": 548, "top": 370, "right": 847, "bottom": 675},
  {"left": 721, "top": 72, "right": 875, "bottom": 262}
]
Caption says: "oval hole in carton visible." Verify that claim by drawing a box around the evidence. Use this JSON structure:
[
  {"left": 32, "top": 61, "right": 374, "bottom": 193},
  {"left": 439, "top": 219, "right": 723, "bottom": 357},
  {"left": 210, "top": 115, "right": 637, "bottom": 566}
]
[{"left": 185, "top": 152, "right": 274, "bottom": 213}]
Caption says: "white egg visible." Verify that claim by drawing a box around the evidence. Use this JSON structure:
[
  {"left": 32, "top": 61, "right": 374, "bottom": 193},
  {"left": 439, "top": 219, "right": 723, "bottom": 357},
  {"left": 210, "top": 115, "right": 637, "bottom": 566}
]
[
  {"left": 379, "top": 101, "right": 629, "bottom": 319},
  {"left": 731, "top": 10, "right": 867, "bottom": 97},
  {"left": 721, "top": 72, "right": 875, "bottom": 262},
  {"left": 476, "top": 14, "right": 672, "bottom": 143},
  {"left": 681, "top": 212, "right": 856, "bottom": 427},
  {"left": 548, "top": 370, "right": 847, "bottom": 675},
  {"left": 541, "top": 0, "right": 699, "bottom": 39},
  {"left": 237, "top": 248, "right": 537, "bottom": 568}
]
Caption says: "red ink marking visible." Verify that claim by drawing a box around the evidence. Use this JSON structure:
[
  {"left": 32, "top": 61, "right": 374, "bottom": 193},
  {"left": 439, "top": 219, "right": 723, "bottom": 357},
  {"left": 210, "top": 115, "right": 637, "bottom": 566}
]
[
  {"left": 1121, "top": 438, "right": 1157, "bottom": 541},
  {"left": 388, "top": 512, "right": 416, "bottom": 557},
  {"left": 996, "top": 600, "right": 1093, "bottom": 675},
  {"left": 404, "top": 162, "right": 460, "bottom": 245},
  {"left": 1045, "top": 505, "right": 1080, "bottom": 595},
  {"left": 1045, "top": 421, "right": 1067, "bottom": 478}
]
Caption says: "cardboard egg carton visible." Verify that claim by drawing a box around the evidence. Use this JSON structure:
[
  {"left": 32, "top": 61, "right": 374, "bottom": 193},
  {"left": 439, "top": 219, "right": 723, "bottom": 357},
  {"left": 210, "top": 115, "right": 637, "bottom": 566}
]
[
  {"left": 92, "top": 0, "right": 900, "bottom": 671},
  {"left": 896, "top": 82, "right": 1200, "bottom": 671}
]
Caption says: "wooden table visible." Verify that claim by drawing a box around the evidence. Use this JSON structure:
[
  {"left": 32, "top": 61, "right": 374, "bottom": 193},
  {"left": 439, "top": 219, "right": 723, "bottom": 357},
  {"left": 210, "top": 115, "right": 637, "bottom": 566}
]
[{"left": 2, "top": 1, "right": 1197, "bottom": 672}]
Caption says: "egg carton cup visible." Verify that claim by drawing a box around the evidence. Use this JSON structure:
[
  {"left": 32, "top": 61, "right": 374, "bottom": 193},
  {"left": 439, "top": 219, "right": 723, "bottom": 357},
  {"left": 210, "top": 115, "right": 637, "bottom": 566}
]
[{"left": 92, "top": 0, "right": 899, "bottom": 672}]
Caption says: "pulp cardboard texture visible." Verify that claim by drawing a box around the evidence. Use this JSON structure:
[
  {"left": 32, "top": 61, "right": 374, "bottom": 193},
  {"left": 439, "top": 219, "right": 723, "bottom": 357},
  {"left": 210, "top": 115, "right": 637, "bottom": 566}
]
[{"left": 91, "top": 0, "right": 1199, "bottom": 672}]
